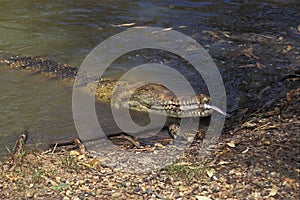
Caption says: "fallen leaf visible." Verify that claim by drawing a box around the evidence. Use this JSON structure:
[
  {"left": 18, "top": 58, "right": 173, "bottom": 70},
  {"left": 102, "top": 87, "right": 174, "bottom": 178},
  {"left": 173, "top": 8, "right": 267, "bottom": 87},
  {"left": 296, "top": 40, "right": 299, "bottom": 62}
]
[
  {"left": 173, "top": 162, "right": 192, "bottom": 166},
  {"left": 284, "top": 177, "right": 295, "bottom": 187},
  {"left": 179, "top": 185, "right": 188, "bottom": 192},
  {"left": 69, "top": 150, "right": 80, "bottom": 156},
  {"left": 89, "top": 158, "right": 101, "bottom": 167},
  {"left": 264, "top": 140, "right": 271, "bottom": 145},
  {"left": 242, "top": 147, "right": 249, "bottom": 154},
  {"left": 111, "top": 23, "right": 136, "bottom": 27},
  {"left": 195, "top": 195, "right": 211, "bottom": 200},
  {"left": 226, "top": 141, "right": 236, "bottom": 148},
  {"left": 206, "top": 168, "right": 215, "bottom": 178},
  {"left": 218, "top": 160, "right": 230, "bottom": 165},
  {"left": 77, "top": 155, "right": 85, "bottom": 160},
  {"left": 286, "top": 45, "right": 293, "bottom": 51},
  {"left": 268, "top": 185, "right": 278, "bottom": 197}
]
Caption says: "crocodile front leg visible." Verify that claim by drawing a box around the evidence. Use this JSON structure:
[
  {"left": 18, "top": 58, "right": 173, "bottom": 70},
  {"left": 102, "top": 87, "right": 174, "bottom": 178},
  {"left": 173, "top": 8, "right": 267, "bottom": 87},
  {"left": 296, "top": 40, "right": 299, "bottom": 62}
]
[{"left": 167, "top": 123, "right": 188, "bottom": 143}]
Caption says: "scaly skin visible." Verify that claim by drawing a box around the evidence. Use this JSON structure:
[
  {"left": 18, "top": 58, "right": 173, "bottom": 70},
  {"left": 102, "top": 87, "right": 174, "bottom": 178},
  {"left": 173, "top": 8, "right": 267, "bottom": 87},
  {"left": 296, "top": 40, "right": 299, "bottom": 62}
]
[
  {"left": 1, "top": 55, "right": 217, "bottom": 143},
  {"left": 1, "top": 56, "right": 213, "bottom": 119}
]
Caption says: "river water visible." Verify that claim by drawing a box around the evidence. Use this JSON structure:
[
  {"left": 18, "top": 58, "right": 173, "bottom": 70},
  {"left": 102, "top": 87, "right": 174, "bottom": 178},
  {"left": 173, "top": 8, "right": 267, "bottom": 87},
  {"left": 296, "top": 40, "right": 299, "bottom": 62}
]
[{"left": 0, "top": 0, "right": 299, "bottom": 155}]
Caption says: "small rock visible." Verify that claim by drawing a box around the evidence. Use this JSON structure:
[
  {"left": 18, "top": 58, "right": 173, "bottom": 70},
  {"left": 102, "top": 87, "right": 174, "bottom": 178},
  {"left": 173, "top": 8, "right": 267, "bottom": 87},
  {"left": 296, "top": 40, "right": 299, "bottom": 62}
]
[
  {"left": 270, "top": 172, "right": 277, "bottom": 177},
  {"left": 133, "top": 187, "right": 141, "bottom": 193},
  {"left": 146, "top": 188, "right": 154, "bottom": 195},
  {"left": 112, "top": 192, "right": 122, "bottom": 198},
  {"left": 95, "top": 189, "right": 102, "bottom": 195},
  {"left": 156, "top": 193, "right": 164, "bottom": 199},
  {"left": 212, "top": 185, "right": 219, "bottom": 192}
]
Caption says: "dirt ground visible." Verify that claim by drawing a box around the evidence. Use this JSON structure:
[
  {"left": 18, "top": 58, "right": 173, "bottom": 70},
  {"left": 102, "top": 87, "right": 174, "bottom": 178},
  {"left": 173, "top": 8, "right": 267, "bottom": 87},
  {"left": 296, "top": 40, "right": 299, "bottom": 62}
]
[{"left": 0, "top": 88, "right": 298, "bottom": 200}]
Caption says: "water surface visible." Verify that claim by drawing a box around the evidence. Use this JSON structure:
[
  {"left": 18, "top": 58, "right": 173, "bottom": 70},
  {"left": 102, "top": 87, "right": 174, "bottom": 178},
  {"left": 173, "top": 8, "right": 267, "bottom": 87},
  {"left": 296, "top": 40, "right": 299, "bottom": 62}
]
[{"left": 0, "top": 0, "right": 299, "bottom": 155}]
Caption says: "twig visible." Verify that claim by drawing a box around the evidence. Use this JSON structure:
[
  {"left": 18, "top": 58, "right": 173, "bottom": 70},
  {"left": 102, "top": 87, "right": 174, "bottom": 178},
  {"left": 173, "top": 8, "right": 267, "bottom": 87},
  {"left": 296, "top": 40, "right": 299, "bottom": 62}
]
[
  {"left": 109, "top": 134, "right": 141, "bottom": 148},
  {"left": 9, "top": 130, "right": 28, "bottom": 171}
]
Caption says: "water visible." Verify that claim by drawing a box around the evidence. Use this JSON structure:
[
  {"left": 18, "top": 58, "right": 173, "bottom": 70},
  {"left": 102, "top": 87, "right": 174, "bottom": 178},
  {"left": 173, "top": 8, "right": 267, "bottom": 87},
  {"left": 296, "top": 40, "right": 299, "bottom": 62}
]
[
  {"left": 0, "top": 67, "right": 75, "bottom": 153},
  {"left": 0, "top": 0, "right": 299, "bottom": 155}
]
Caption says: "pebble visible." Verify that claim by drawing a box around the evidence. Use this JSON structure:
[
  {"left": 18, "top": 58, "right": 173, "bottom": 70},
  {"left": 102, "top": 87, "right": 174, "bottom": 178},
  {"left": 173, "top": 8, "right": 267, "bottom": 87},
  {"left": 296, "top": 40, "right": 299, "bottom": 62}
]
[
  {"left": 146, "top": 188, "right": 154, "bottom": 195},
  {"left": 156, "top": 193, "right": 164, "bottom": 199},
  {"left": 133, "top": 187, "right": 141, "bottom": 193},
  {"left": 212, "top": 185, "right": 219, "bottom": 192},
  {"left": 112, "top": 192, "right": 122, "bottom": 198}
]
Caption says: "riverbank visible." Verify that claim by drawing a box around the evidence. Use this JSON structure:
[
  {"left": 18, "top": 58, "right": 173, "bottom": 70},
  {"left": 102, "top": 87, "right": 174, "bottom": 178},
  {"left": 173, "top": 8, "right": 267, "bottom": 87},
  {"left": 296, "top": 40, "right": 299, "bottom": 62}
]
[{"left": 0, "top": 88, "right": 299, "bottom": 199}]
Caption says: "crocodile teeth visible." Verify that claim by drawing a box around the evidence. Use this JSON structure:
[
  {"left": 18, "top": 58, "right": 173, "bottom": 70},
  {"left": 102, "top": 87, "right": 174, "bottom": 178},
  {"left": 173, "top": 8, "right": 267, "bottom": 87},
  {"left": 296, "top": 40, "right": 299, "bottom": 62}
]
[{"left": 181, "top": 99, "right": 186, "bottom": 105}]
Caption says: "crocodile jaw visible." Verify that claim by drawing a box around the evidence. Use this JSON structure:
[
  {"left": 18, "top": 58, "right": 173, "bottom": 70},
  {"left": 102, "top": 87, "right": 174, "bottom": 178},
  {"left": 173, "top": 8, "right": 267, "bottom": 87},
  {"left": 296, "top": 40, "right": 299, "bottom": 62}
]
[
  {"left": 105, "top": 83, "right": 213, "bottom": 118},
  {"left": 97, "top": 82, "right": 214, "bottom": 118},
  {"left": 123, "top": 93, "right": 213, "bottom": 118}
]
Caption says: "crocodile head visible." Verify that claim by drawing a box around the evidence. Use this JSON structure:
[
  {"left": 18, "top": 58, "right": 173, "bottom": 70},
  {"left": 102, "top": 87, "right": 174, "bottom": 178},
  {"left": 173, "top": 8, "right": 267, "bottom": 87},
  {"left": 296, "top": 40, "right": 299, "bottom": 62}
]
[
  {"left": 2, "top": 56, "right": 222, "bottom": 118},
  {"left": 110, "top": 83, "right": 214, "bottom": 118}
]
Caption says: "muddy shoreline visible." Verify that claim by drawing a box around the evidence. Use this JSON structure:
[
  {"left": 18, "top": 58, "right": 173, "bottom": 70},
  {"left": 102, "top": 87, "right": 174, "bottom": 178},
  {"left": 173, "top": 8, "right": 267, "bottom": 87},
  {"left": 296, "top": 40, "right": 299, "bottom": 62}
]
[
  {"left": 0, "top": 88, "right": 299, "bottom": 199},
  {"left": 0, "top": 1, "right": 299, "bottom": 199}
]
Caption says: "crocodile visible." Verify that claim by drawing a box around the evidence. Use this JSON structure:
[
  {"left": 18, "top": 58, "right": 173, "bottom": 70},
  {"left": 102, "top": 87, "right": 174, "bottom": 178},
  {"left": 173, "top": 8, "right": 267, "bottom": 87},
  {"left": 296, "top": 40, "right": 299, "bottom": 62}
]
[{"left": 1, "top": 55, "right": 221, "bottom": 142}]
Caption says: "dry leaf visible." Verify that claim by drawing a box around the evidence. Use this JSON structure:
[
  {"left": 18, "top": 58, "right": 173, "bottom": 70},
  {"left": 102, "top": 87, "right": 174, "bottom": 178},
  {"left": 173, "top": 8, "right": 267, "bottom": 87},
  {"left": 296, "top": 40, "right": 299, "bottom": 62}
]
[
  {"left": 218, "top": 160, "right": 230, "bottom": 165},
  {"left": 151, "top": 27, "right": 173, "bottom": 34},
  {"left": 268, "top": 185, "right": 278, "bottom": 197},
  {"left": 284, "top": 177, "right": 295, "bottom": 186},
  {"left": 195, "top": 196, "right": 211, "bottom": 200},
  {"left": 179, "top": 185, "right": 188, "bottom": 192},
  {"left": 77, "top": 155, "right": 85, "bottom": 160},
  {"left": 226, "top": 141, "right": 236, "bottom": 148},
  {"left": 69, "top": 150, "right": 80, "bottom": 156},
  {"left": 111, "top": 23, "right": 136, "bottom": 27},
  {"left": 89, "top": 158, "right": 101, "bottom": 167},
  {"left": 242, "top": 147, "right": 249, "bottom": 154},
  {"left": 173, "top": 162, "right": 192, "bottom": 166},
  {"left": 286, "top": 45, "right": 293, "bottom": 51},
  {"left": 206, "top": 169, "right": 215, "bottom": 178}
]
